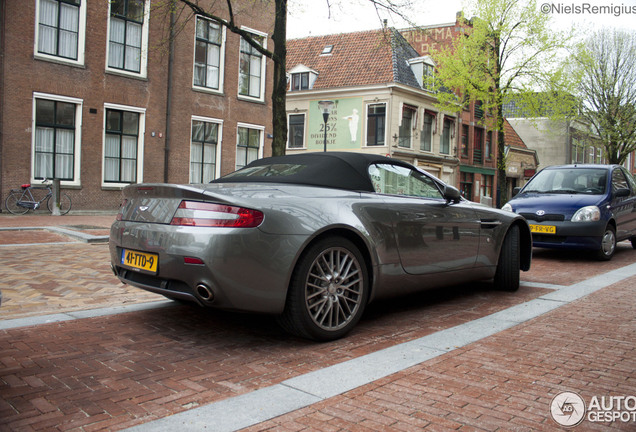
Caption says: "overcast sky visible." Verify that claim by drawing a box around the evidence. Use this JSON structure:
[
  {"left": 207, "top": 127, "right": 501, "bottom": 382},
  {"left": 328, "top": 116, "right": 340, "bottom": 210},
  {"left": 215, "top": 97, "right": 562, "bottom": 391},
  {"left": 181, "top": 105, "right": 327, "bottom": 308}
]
[{"left": 287, "top": 0, "right": 636, "bottom": 39}]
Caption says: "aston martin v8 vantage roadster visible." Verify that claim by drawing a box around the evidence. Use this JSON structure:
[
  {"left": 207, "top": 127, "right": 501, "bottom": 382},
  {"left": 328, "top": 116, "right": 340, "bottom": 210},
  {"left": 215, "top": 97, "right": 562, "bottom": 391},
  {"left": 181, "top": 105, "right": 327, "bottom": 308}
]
[{"left": 110, "top": 152, "right": 531, "bottom": 340}]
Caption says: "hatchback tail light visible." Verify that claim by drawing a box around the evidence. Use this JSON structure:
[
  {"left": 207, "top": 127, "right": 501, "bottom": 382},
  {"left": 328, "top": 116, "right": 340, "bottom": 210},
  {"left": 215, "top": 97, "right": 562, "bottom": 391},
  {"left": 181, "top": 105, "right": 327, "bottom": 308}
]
[{"left": 170, "top": 201, "right": 264, "bottom": 228}]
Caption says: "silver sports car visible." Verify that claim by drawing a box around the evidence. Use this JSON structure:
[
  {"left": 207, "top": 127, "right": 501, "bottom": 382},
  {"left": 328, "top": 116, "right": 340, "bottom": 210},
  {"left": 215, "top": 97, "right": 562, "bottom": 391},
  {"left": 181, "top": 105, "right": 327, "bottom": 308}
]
[{"left": 110, "top": 152, "right": 531, "bottom": 340}]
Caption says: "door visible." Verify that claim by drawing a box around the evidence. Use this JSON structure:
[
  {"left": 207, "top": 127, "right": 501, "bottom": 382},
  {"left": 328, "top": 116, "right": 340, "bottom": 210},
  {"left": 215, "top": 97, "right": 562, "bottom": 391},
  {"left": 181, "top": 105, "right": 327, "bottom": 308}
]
[{"left": 369, "top": 163, "right": 480, "bottom": 275}]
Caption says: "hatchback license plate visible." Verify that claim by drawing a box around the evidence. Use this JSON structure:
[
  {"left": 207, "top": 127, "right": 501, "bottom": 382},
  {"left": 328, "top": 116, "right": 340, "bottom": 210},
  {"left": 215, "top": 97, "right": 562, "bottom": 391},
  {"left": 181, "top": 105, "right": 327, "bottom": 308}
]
[
  {"left": 530, "top": 224, "right": 556, "bottom": 234},
  {"left": 121, "top": 249, "right": 158, "bottom": 273}
]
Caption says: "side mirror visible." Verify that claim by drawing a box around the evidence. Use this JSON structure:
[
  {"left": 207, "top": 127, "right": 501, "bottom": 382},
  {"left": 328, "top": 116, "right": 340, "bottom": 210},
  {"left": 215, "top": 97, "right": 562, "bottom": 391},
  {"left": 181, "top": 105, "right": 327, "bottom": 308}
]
[
  {"left": 615, "top": 188, "right": 630, "bottom": 198},
  {"left": 443, "top": 185, "right": 462, "bottom": 204},
  {"left": 512, "top": 187, "right": 522, "bottom": 197}
]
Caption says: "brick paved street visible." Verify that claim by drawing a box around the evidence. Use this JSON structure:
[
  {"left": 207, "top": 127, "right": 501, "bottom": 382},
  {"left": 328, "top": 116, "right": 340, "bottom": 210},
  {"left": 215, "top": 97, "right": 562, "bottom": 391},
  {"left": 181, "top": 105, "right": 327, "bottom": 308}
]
[{"left": 1, "top": 214, "right": 635, "bottom": 431}]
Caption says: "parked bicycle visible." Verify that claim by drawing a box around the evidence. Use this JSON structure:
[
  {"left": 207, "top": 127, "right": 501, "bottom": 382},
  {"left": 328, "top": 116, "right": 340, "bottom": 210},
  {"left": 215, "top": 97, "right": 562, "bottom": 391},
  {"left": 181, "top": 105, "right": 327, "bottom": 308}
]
[{"left": 4, "top": 179, "right": 71, "bottom": 215}]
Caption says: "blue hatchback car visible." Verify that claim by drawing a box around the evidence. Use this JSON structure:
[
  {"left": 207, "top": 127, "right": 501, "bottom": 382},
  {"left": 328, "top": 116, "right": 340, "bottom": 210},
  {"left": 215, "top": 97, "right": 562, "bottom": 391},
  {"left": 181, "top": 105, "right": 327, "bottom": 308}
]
[{"left": 503, "top": 164, "right": 636, "bottom": 260}]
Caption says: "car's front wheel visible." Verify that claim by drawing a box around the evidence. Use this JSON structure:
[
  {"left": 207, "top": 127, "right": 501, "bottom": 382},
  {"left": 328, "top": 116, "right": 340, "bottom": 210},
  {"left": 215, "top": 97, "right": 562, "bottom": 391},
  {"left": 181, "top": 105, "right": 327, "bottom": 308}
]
[
  {"left": 596, "top": 225, "right": 616, "bottom": 261},
  {"left": 278, "top": 236, "right": 368, "bottom": 341}
]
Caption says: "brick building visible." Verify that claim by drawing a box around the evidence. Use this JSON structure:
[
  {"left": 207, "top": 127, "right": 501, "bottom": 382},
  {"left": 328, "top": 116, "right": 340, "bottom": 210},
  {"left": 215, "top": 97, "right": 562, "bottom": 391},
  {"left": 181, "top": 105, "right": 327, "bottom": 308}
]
[
  {"left": 402, "top": 14, "right": 499, "bottom": 205},
  {"left": 0, "top": 0, "right": 275, "bottom": 211}
]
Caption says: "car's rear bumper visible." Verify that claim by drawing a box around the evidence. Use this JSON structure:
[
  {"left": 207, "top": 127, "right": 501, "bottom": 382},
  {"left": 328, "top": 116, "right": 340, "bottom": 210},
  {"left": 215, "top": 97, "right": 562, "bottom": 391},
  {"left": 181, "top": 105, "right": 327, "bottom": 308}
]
[{"left": 109, "top": 221, "right": 306, "bottom": 314}]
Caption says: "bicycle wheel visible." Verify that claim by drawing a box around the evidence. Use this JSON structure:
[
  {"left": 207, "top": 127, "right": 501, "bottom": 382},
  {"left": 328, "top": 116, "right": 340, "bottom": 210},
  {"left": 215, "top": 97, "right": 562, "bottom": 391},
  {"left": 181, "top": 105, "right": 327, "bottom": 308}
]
[
  {"left": 46, "top": 193, "right": 72, "bottom": 215},
  {"left": 5, "top": 192, "right": 29, "bottom": 215}
]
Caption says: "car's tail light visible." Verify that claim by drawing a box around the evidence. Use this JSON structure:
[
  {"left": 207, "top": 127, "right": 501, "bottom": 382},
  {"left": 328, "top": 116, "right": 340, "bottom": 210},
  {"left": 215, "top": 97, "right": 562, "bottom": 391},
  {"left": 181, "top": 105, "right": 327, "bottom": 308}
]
[{"left": 170, "top": 201, "right": 264, "bottom": 228}]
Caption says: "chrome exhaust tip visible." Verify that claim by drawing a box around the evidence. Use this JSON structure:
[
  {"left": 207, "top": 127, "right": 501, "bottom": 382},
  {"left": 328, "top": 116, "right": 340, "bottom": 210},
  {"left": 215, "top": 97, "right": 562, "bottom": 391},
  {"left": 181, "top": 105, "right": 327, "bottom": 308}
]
[{"left": 196, "top": 283, "right": 214, "bottom": 302}]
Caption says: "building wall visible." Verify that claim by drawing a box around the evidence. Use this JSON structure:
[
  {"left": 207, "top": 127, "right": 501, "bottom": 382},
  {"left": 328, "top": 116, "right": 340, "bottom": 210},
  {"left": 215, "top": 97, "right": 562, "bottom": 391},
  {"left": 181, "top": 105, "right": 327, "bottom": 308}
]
[
  {"left": 0, "top": 0, "right": 274, "bottom": 211},
  {"left": 401, "top": 18, "right": 499, "bottom": 205},
  {"left": 286, "top": 85, "right": 460, "bottom": 186}
]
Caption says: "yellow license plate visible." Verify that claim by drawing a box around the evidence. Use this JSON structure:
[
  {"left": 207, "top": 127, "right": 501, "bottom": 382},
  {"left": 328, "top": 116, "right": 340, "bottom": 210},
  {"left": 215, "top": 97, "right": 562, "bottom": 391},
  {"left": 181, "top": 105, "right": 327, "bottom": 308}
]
[
  {"left": 121, "top": 249, "right": 158, "bottom": 273},
  {"left": 530, "top": 224, "right": 556, "bottom": 234}
]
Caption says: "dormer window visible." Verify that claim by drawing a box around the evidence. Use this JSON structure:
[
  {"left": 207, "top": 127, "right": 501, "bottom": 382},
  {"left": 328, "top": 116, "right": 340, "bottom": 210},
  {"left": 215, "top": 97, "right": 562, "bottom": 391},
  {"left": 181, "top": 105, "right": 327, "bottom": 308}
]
[
  {"left": 288, "top": 64, "right": 318, "bottom": 91},
  {"left": 408, "top": 56, "right": 436, "bottom": 92},
  {"left": 291, "top": 72, "right": 309, "bottom": 90}
]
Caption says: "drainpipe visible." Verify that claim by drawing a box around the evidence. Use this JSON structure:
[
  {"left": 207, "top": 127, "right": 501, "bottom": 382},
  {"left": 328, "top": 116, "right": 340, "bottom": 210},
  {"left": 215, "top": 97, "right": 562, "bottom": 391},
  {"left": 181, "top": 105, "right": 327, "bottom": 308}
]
[{"left": 163, "top": 0, "right": 176, "bottom": 183}]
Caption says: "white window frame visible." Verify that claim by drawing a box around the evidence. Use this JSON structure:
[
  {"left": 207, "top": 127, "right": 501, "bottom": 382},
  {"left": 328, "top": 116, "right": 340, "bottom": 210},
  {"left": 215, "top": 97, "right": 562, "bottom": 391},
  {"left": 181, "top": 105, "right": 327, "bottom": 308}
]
[
  {"left": 236, "top": 122, "right": 265, "bottom": 169},
  {"left": 34, "top": 0, "right": 87, "bottom": 66},
  {"left": 190, "top": 115, "right": 223, "bottom": 183},
  {"left": 31, "top": 92, "right": 83, "bottom": 187},
  {"left": 105, "top": 0, "right": 150, "bottom": 78},
  {"left": 192, "top": 16, "right": 226, "bottom": 94},
  {"left": 365, "top": 102, "right": 387, "bottom": 147},
  {"left": 237, "top": 26, "right": 267, "bottom": 103},
  {"left": 102, "top": 102, "right": 146, "bottom": 188}
]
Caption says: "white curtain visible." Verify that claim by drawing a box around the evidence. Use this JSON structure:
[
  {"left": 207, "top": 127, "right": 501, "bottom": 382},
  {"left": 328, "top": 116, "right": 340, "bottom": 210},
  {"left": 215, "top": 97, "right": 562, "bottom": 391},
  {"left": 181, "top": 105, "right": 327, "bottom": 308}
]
[
  {"left": 125, "top": 22, "right": 142, "bottom": 71},
  {"left": 190, "top": 143, "right": 203, "bottom": 183},
  {"left": 55, "top": 129, "right": 74, "bottom": 179},
  {"left": 38, "top": 0, "right": 58, "bottom": 55},
  {"left": 249, "top": 57, "right": 261, "bottom": 97},
  {"left": 58, "top": 2, "right": 79, "bottom": 58},
  {"left": 108, "top": 19, "right": 125, "bottom": 68},
  {"left": 35, "top": 127, "right": 54, "bottom": 179}
]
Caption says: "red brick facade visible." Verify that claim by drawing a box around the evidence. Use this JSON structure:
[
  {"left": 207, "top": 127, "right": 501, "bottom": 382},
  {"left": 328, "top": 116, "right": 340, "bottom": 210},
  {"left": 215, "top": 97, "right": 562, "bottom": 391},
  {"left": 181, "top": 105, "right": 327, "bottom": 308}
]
[
  {"left": 0, "top": 0, "right": 275, "bottom": 211},
  {"left": 402, "top": 16, "right": 500, "bottom": 205}
]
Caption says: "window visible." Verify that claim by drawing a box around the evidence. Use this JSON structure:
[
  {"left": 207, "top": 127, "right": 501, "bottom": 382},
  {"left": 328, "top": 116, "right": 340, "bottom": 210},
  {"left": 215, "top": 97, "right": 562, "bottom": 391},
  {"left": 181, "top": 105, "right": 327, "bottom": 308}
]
[
  {"left": 421, "top": 112, "right": 434, "bottom": 152},
  {"left": 288, "top": 114, "right": 305, "bottom": 149},
  {"left": 366, "top": 104, "right": 386, "bottom": 147},
  {"left": 571, "top": 137, "right": 586, "bottom": 163},
  {"left": 612, "top": 168, "right": 629, "bottom": 193},
  {"left": 473, "top": 127, "right": 483, "bottom": 164},
  {"left": 107, "top": 0, "right": 148, "bottom": 75},
  {"left": 321, "top": 45, "right": 333, "bottom": 55},
  {"left": 460, "top": 125, "right": 468, "bottom": 156},
  {"left": 104, "top": 106, "right": 145, "bottom": 184},
  {"left": 36, "top": 0, "right": 85, "bottom": 64},
  {"left": 460, "top": 172, "right": 474, "bottom": 199},
  {"left": 423, "top": 63, "right": 435, "bottom": 91},
  {"left": 485, "top": 131, "right": 492, "bottom": 159},
  {"left": 33, "top": 96, "right": 82, "bottom": 182},
  {"left": 236, "top": 124, "right": 263, "bottom": 169},
  {"left": 482, "top": 175, "right": 493, "bottom": 198},
  {"left": 440, "top": 118, "right": 452, "bottom": 154},
  {"left": 291, "top": 72, "right": 309, "bottom": 91},
  {"left": 239, "top": 31, "right": 266, "bottom": 101},
  {"left": 191, "top": 119, "right": 221, "bottom": 183},
  {"left": 399, "top": 105, "right": 416, "bottom": 148},
  {"left": 194, "top": 17, "right": 225, "bottom": 91},
  {"left": 368, "top": 164, "right": 442, "bottom": 199}
]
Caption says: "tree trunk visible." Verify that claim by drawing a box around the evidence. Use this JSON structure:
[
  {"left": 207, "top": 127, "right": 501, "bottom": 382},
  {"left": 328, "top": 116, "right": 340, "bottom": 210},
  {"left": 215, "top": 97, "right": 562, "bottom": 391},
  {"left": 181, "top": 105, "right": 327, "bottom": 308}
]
[{"left": 270, "top": 0, "right": 288, "bottom": 156}]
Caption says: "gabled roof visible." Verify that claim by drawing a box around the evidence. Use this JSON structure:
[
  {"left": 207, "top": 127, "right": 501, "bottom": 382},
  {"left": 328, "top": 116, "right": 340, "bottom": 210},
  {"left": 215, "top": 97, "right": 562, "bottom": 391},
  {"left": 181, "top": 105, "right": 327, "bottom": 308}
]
[{"left": 287, "top": 28, "right": 421, "bottom": 90}]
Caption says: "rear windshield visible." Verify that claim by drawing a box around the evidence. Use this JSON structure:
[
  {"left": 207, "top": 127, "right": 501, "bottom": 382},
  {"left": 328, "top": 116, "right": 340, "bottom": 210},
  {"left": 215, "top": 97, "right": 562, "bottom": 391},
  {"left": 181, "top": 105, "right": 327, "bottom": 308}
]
[
  {"left": 524, "top": 168, "right": 607, "bottom": 195},
  {"left": 222, "top": 163, "right": 306, "bottom": 178}
]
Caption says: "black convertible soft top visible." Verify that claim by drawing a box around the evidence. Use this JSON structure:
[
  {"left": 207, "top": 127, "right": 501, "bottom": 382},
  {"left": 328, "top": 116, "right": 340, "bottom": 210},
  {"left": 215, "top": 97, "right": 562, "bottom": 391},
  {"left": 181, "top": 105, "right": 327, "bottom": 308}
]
[{"left": 213, "top": 152, "right": 416, "bottom": 192}]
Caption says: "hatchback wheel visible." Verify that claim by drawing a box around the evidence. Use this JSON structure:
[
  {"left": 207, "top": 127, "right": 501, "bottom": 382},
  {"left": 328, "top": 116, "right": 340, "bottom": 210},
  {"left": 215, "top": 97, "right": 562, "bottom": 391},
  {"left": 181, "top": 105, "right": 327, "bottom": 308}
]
[
  {"left": 278, "top": 236, "right": 368, "bottom": 341},
  {"left": 596, "top": 225, "right": 616, "bottom": 261}
]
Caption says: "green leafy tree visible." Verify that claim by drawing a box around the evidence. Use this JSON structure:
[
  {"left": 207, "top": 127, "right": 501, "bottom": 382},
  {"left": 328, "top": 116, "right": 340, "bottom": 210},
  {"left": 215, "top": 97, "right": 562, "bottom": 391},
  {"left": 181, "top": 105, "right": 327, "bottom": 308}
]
[
  {"left": 571, "top": 29, "right": 636, "bottom": 165},
  {"left": 431, "top": 0, "right": 576, "bottom": 204}
]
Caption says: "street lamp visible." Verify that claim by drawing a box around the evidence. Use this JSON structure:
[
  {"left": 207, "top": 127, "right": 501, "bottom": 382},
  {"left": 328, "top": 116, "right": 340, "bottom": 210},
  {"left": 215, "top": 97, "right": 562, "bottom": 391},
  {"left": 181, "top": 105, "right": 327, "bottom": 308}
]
[{"left": 318, "top": 100, "right": 334, "bottom": 152}]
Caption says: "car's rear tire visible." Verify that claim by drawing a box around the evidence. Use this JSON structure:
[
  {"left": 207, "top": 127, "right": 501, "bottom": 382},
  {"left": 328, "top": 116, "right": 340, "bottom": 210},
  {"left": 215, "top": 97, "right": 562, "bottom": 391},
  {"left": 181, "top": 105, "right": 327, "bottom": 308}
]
[
  {"left": 493, "top": 225, "right": 520, "bottom": 292},
  {"left": 278, "top": 236, "right": 368, "bottom": 341},
  {"left": 596, "top": 225, "right": 616, "bottom": 261}
]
